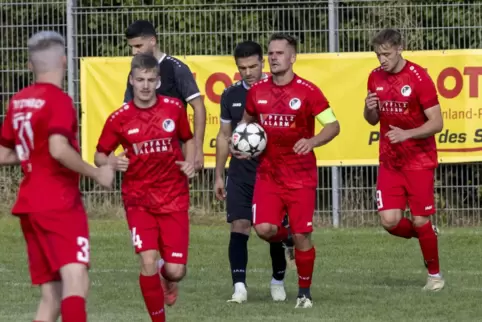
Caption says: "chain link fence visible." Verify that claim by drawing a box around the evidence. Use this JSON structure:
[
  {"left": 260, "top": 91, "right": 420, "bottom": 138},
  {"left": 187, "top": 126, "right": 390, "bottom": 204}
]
[{"left": 1, "top": 0, "right": 481, "bottom": 226}]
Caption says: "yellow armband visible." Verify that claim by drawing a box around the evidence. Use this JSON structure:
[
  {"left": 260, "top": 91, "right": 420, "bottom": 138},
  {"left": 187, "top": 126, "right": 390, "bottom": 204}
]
[{"left": 315, "top": 108, "right": 337, "bottom": 126}]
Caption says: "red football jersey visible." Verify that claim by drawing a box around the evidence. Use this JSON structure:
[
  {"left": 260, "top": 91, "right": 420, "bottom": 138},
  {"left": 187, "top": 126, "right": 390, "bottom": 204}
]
[
  {"left": 0, "top": 83, "right": 82, "bottom": 214},
  {"left": 245, "top": 75, "right": 329, "bottom": 189},
  {"left": 368, "top": 60, "right": 439, "bottom": 170},
  {"left": 96, "top": 95, "right": 193, "bottom": 213}
]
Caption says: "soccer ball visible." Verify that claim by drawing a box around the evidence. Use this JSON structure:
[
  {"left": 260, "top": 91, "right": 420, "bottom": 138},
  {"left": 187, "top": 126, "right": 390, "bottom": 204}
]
[{"left": 231, "top": 122, "right": 267, "bottom": 157}]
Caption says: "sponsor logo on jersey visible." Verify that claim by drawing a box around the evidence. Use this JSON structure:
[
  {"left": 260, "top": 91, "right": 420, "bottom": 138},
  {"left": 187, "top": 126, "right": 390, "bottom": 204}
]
[
  {"left": 132, "top": 138, "right": 172, "bottom": 155},
  {"left": 162, "top": 119, "right": 175, "bottom": 132},
  {"left": 379, "top": 101, "right": 409, "bottom": 114},
  {"left": 260, "top": 114, "right": 296, "bottom": 128},
  {"left": 289, "top": 97, "right": 301, "bottom": 110}
]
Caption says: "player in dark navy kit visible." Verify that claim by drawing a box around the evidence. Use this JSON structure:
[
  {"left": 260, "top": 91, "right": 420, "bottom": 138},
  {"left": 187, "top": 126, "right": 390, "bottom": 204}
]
[
  {"left": 214, "top": 41, "right": 293, "bottom": 304},
  {"left": 123, "top": 20, "right": 206, "bottom": 171}
]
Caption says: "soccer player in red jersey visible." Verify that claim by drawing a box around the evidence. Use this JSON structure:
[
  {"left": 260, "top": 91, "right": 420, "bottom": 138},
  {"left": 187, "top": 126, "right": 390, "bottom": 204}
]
[
  {"left": 0, "top": 31, "right": 115, "bottom": 322},
  {"left": 94, "top": 53, "right": 195, "bottom": 321},
  {"left": 233, "top": 33, "right": 340, "bottom": 308},
  {"left": 364, "top": 28, "right": 445, "bottom": 291}
]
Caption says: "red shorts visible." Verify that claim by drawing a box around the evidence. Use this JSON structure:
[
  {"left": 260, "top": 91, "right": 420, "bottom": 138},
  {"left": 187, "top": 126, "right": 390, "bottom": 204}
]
[
  {"left": 376, "top": 166, "right": 435, "bottom": 216},
  {"left": 20, "top": 206, "right": 90, "bottom": 285},
  {"left": 252, "top": 179, "right": 315, "bottom": 234},
  {"left": 126, "top": 207, "right": 189, "bottom": 265}
]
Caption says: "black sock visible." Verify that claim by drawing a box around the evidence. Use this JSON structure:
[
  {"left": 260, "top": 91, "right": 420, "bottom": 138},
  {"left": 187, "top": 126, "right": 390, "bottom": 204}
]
[
  {"left": 270, "top": 241, "right": 286, "bottom": 281},
  {"left": 229, "top": 232, "right": 249, "bottom": 285},
  {"left": 298, "top": 287, "right": 311, "bottom": 298}
]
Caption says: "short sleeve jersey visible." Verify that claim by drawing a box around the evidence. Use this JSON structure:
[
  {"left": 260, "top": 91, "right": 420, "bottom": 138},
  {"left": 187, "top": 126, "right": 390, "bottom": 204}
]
[
  {"left": 96, "top": 95, "right": 193, "bottom": 213},
  {"left": 0, "top": 83, "right": 82, "bottom": 214},
  {"left": 245, "top": 75, "right": 329, "bottom": 189},
  {"left": 220, "top": 80, "right": 258, "bottom": 185},
  {"left": 123, "top": 54, "right": 201, "bottom": 106},
  {"left": 367, "top": 60, "right": 439, "bottom": 170}
]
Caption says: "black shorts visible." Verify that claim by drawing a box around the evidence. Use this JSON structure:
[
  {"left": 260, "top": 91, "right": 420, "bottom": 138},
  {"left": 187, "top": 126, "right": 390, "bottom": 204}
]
[{"left": 226, "top": 176, "right": 254, "bottom": 223}]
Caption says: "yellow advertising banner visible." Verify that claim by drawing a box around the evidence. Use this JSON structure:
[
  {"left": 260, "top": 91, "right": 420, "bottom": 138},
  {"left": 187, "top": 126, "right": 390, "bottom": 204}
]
[{"left": 80, "top": 50, "right": 482, "bottom": 167}]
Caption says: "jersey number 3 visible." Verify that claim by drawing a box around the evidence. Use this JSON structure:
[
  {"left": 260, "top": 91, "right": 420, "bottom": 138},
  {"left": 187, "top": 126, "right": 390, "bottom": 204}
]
[{"left": 12, "top": 112, "right": 34, "bottom": 162}]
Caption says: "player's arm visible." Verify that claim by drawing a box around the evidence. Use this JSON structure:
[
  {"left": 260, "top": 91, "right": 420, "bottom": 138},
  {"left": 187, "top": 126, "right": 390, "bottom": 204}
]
[
  {"left": 241, "top": 88, "right": 256, "bottom": 124},
  {"left": 94, "top": 118, "right": 127, "bottom": 171},
  {"left": 0, "top": 107, "right": 20, "bottom": 165},
  {"left": 406, "top": 105, "right": 443, "bottom": 139},
  {"left": 176, "top": 104, "right": 196, "bottom": 178},
  {"left": 215, "top": 92, "right": 232, "bottom": 181},
  {"left": 173, "top": 63, "right": 206, "bottom": 152},
  {"left": 364, "top": 73, "right": 380, "bottom": 126},
  {"left": 311, "top": 107, "right": 340, "bottom": 147}
]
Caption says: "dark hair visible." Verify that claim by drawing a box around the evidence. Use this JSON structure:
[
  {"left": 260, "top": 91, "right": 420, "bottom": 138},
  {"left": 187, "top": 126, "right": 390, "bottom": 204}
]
[
  {"left": 233, "top": 41, "right": 263, "bottom": 60},
  {"left": 125, "top": 20, "right": 157, "bottom": 40},
  {"left": 131, "top": 53, "right": 159, "bottom": 72},
  {"left": 268, "top": 33, "right": 298, "bottom": 52},
  {"left": 371, "top": 28, "right": 403, "bottom": 48}
]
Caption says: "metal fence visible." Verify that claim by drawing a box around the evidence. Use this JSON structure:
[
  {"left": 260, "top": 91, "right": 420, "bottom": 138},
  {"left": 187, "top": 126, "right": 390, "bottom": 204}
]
[{"left": 1, "top": 0, "right": 482, "bottom": 227}]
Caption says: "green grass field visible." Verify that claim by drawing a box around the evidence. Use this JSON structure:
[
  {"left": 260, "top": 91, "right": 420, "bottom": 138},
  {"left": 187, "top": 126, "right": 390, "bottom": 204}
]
[{"left": 1, "top": 218, "right": 481, "bottom": 322}]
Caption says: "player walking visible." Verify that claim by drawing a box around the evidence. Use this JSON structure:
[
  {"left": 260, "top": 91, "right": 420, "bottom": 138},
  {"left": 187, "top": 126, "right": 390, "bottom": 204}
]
[
  {"left": 95, "top": 53, "right": 195, "bottom": 321},
  {"left": 234, "top": 33, "right": 340, "bottom": 308},
  {"left": 214, "top": 40, "right": 293, "bottom": 304},
  {"left": 0, "top": 31, "right": 115, "bottom": 322},
  {"left": 364, "top": 28, "right": 445, "bottom": 291},
  {"left": 123, "top": 20, "right": 206, "bottom": 171}
]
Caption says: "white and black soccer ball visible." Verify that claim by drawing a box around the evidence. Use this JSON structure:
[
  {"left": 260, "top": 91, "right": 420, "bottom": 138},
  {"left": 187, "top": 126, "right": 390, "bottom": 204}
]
[{"left": 231, "top": 122, "right": 267, "bottom": 157}]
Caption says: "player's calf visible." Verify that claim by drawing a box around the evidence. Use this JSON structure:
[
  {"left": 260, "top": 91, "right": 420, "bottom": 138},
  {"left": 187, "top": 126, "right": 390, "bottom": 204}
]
[
  {"left": 35, "top": 281, "right": 62, "bottom": 322},
  {"left": 291, "top": 232, "right": 315, "bottom": 307},
  {"left": 379, "top": 209, "right": 418, "bottom": 239},
  {"left": 59, "top": 263, "right": 89, "bottom": 322},
  {"left": 254, "top": 223, "right": 289, "bottom": 242},
  {"left": 139, "top": 250, "right": 166, "bottom": 321}
]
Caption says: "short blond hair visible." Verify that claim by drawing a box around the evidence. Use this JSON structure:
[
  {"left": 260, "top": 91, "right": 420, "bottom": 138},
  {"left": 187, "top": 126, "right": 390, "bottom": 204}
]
[{"left": 27, "top": 31, "right": 66, "bottom": 73}]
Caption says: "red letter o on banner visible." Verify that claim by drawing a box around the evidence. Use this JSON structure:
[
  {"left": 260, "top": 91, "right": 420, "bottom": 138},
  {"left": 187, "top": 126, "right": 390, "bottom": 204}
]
[
  {"left": 437, "top": 67, "right": 463, "bottom": 99},
  {"left": 205, "top": 73, "right": 232, "bottom": 104}
]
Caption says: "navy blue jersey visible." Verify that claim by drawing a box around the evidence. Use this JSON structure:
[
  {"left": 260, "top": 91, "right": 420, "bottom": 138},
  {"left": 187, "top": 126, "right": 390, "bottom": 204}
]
[
  {"left": 220, "top": 80, "right": 258, "bottom": 184},
  {"left": 124, "top": 54, "right": 201, "bottom": 107}
]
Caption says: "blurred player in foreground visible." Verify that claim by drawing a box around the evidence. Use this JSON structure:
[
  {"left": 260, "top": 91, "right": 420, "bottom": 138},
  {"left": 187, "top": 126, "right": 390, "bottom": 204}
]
[
  {"left": 0, "top": 31, "right": 115, "bottom": 322},
  {"left": 95, "top": 53, "right": 195, "bottom": 321},
  {"left": 234, "top": 33, "right": 340, "bottom": 308},
  {"left": 214, "top": 40, "right": 293, "bottom": 304},
  {"left": 123, "top": 20, "right": 206, "bottom": 171},
  {"left": 364, "top": 28, "right": 444, "bottom": 291}
]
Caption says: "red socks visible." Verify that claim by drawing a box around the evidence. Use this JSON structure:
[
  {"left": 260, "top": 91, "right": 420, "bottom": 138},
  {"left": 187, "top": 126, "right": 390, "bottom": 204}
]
[
  {"left": 269, "top": 226, "right": 289, "bottom": 242},
  {"left": 139, "top": 274, "right": 166, "bottom": 322},
  {"left": 60, "top": 296, "right": 86, "bottom": 322},
  {"left": 388, "top": 217, "right": 418, "bottom": 239},
  {"left": 295, "top": 247, "right": 316, "bottom": 288},
  {"left": 414, "top": 221, "right": 440, "bottom": 275}
]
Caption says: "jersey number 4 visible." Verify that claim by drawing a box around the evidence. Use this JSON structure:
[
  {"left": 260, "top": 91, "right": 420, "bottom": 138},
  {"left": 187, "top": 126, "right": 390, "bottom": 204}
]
[{"left": 12, "top": 112, "right": 34, "bottom": 162}]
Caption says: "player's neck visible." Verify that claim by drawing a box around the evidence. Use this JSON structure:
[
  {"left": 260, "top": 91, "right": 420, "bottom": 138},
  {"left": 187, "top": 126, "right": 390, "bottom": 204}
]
[
  {"left": 133, "top": 97, "right": 157, "bottom": 109},
  {"left": 390, "top": 58, "right": 407, "bottom": 74},
  {"left": 34, "top": 72, "right": 64, "bottom": 89},
  {"left": 153, "top": 49, "right": 165, "bottom": 61},
  {"left": 272, "top": 70, "right": 295, "bottom": 86}
]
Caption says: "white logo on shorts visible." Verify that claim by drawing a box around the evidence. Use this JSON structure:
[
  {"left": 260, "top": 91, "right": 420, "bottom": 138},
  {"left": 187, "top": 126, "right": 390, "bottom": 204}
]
[{"left": 171, "top": 252, "right": 183, "bottom": 258}]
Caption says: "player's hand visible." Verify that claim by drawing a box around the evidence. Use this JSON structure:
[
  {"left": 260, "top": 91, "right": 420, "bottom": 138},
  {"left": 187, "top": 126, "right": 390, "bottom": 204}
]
[
  {"left": 214, "top": 176, "right": 226, "bottom": 201},
  {"left": 194, "top": 147, "right": 204, "bottom": 171},
  {"left": 94, "top": 164, "right": 115, "bottom": 189},
  {"left": 386, "top": 125, "right": 411, "bottom": 143},
  {"left": 365, "top": 92, "right": 379, "bottom": 110},
  {"left": 293, "top": 138, "right": 315, "bottom": 155},
  {"left": 108, "top": 150, "right": 129, "bottom": 172},
  {"left": 176, "top": 161, "right": 196, "bottom": 179}
]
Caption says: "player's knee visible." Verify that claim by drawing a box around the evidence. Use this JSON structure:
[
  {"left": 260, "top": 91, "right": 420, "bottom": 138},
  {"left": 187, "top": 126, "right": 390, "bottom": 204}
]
[
  {"left": 139, "top": 251, "right": 158, "bottom": 275},
  {"left": 292, "top": 233, "right": 312, "bottom": 250},
  {"left": 163, "top": 263, "right": 186, "bottom": 282},
  {"left": 412, "top": 215, "right": 430, "bottom": 227},
  {"left": 254, "top": 223, "right": 276, "bottom": 241},
  {"left": 379, "top": 210, "right": 402, "bottom": 229},
  {"left": 59, "top": 263, "right": 89, "bottom": 298},
  {"left": 231, "top": 219, "right": 251, "bottom": 235}
]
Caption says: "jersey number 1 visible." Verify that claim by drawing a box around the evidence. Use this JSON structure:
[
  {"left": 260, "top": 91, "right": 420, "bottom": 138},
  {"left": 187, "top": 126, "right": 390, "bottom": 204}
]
[{"left": 12, "top": 112, "right": 34, "bottom": 162}]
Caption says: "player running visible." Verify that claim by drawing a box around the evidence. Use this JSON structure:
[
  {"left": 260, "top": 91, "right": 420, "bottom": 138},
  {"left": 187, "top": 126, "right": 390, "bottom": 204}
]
[
  {"left": 0, "top": 31, "right": 115, "bottom": 322},
  {"left": 95, "top": 53, "right": 195, "bottom": 321},
  {"left": 123, "top": 20, "right": 206, "bottom": 171},
  {"left": 234, "top": 33, "right": 340, "bottom": 308},
  {"left": 364, "top": 28, "right": 445, "bottom": 291},
  {"left": 214, "top": 40, "right": 293, "bottom": 304}
]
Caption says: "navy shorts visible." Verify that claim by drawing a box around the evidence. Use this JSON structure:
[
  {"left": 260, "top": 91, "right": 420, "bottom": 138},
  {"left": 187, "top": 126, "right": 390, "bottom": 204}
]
[{"left": 226, "top": 176, "right": 254, "bottom": 223}]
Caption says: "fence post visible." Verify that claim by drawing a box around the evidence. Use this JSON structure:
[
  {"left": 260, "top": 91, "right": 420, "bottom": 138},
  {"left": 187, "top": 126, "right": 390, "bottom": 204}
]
[
  {"left": 328, "top": 0, "right": 340, "bottom": 228},
  {"left": 66, "top": 0, "right": 76, "bottom": 99}
]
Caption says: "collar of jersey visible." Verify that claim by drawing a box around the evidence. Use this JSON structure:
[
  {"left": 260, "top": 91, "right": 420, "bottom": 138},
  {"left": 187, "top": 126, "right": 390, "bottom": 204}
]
[
  {"left": 242, "top": 73, "right": 268, "bottom": 90},
  {"left": 158, "top": 53, "right": 167, "bottom": 64}
]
